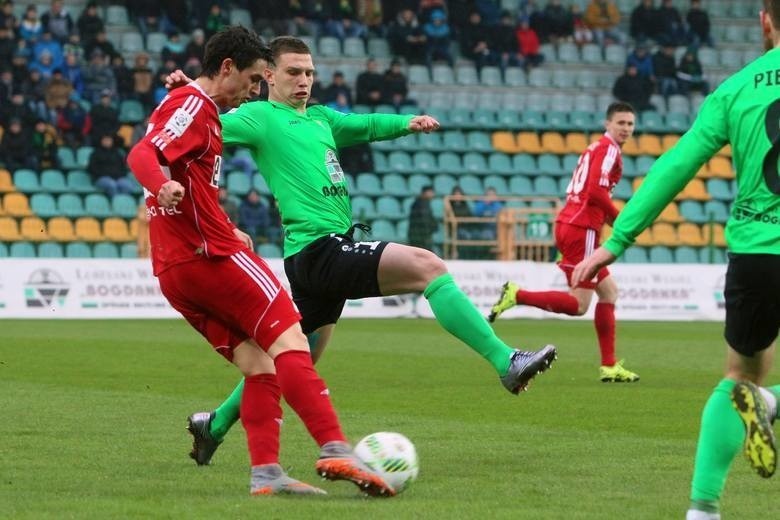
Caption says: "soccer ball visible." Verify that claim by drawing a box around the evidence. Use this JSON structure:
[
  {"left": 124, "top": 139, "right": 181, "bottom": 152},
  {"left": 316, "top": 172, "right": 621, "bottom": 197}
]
[{"left": 354, "top": 432, "right": 419, "bottom": 493}]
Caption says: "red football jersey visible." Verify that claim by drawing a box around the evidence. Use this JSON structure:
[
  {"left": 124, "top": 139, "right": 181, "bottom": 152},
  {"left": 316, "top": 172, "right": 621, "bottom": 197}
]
[
  {"left": 556, "top": 133, "right": 622, "bottom": 230},
  {"left": 142, "top": 84, "right": 243, "bottom": 275}
]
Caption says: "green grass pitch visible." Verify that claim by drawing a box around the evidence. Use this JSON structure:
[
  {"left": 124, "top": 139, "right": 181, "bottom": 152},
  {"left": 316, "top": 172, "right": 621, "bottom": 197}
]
[{"left": 1, "top": 318, "right": 776, "bottom": 519}]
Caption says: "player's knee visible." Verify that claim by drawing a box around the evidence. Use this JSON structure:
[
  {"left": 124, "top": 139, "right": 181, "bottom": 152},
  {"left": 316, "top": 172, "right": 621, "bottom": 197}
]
[
  {"left": 574, "top": 302, "right": 589, "bottom": 316},
  {"left": 415, "top": 248, "right": 447, "bottom": 282}
]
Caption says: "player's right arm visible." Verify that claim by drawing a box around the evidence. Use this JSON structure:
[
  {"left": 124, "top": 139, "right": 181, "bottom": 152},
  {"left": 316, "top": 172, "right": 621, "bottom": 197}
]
[{"left": 603, "top": 91, "right": 729, "bottom": 257}]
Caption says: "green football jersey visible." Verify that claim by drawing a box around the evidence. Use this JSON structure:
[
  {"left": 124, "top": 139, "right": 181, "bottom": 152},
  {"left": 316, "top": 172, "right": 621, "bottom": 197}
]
[
  {"left": 221, "top": 101, "right": 412, "bottom": 257},
  {"left": 605, "top": 46, "right": 780, "bottom": 257}
]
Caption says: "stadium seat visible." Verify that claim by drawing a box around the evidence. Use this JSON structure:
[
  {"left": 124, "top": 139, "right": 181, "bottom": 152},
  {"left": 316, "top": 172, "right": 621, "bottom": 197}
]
[
  {"left": 564, "top": 133, "right": 588, "bottom": 154},
  {"left": 648, "top": 246, "right": 674, "bottom": 263},
  {"left": 356, "top": 173, "right": 383, "bottom": 196},
  {"left": 557, "top": 42, "right": 580, "bottom": 63},
  {"left": 112, "top": 193, "right": 139, "bottom": 219},
  {"left": 65, "top": 241, "right": 92, "bottom": 258},
  {"left": 103, "top": 217, "right": 132, "bottom": 241},
  {"left": 509, "top": 175, "right": 533, "bottom": 195},
  {"left": 381, "top": 174, "right": 409, "bottom": 197},
  {"left": 532, "top": 176, "right": 558, "bottom": 197},
  {"left": 665, "top": 113, "right": 689, "bottom": 133},
  {"left": 552, "top": 69, "right": 577, "bottom": 89},
  {"left": 494, "top": 110, "right": 521, "bottom": 131},
  {"left": 433, "top": 174, "right": 457, "bottom": 195},
  {"left": 462, "top": 152, "right": 488, "bottom": 174},
  {"left": 226, "top": 171, "right": 251, "bottom": 196},
  {"left": 516, "top": 131, "right": 543, "bottom": 154},
  {"left": 20, "top": 216, "right": 48, "bottom": 241},
  {"left": 0, "top": 168, "right": 12, "bottom": 193},
  {"left": 679, "top": 200, "right": 707, "bottom": 223},
  {"left": 569, "top": 111, "right": 595, "bottom": 131},
  {"left": 93, "top": 242, "right": 120, "bottom": 258},
  {"left": 699, "top": 246, "right": 726, "bottom": 264},
  {"left": 623, "top": 247, "right": 649, "bottom": 263},
  {"left": 678, "top": 222, "right": 707, "bottom": 246},
  {"left": 66, "top": 170, "right": 94, "bottom": 193},
  {"left": 256, "top": 243, "right": 282, "bottom": 258},
  {"left": 372, "top": 151, "right": 389, "bottom": 173},
  {"left": 708, "top": 156, "right": 734, "bottom": 178},
  {"left": 48, "top": 216, "right": 77, "bottom": 241},
  {"left": 9, "top": 241, "right": 36, "bottom": 257},
  {"left": 418, "top": 132, "right": 443, "bottom": 151},
  {"left": 483, "top": 175, "right": 509, "bottom": 194},
  {"left": 657, "top": 202, "right": 684, "bottom": 223},
  {"left": 120, "top": 242, "right": 138, "bottom": 258},
  {"left": 527, "top": 68, "right": 551, "bottom": 88},
  {"left": 487, "top": 152, "right": 514, "bottom": 176},
  {"left": 545, "top": 111, "right": 568, "bottom": 131},
  {"left": 351, "top": 196, "right": 376, "bottom": 220},
  {"left": 75, "top": 217, "right": 103, "bottom": 241},
  {"left": 432, "top": 65, "right": 455, "bottom": 85},
  {"left": 492, "top": 131, "right": 520, "bottom": 154},
  {"left": 613, "top": 178, "right": 632, "bottom": 199},
  {"left": 703, "top": 200, "right": 729, "bottom": 223},
  {"left": 120, "top": 31, "right": 144, "bottom": 53},
  {"left": 455, "top": 65, "right": 479, "bottom": 86},
  {"left": 317, "top": 36, "right": 341, "bottom": 57},
  {"left": 13, "top": 169, "right": 40, "bottom": 192},
  {"left": 105, "top": 5, "right": 129, "bottom": 25},
  {"left": 674, "top": 246, "right": 700, "bottom": 263},
  {"left": 412, "top": 151, "right": 438, "bottom": 174},
  {"left": 636, "top": 155, "right": 656, "bottom": 175},
  {"left": 705, "top": 179, "right": 732, "bottom": 201},
  {"left": 4, "top": 192, "right": 33, "bottom": 216},
  {"left": 40, "top": 169, "right": 67, "bottom": 193},
  {"left": 459, "top": 175, "right": 483, "bottom": 195},
  {"left": 84, "top": 193, "right": 112, "bottom": 218},
  {"left": 30, "top": 193, "right": 58, "bottom": 218},
  {"left": 651, "top": 222, "right": 679, "bottom": 246},
  {"left": 408, "top": 174, "right": 431, "bottom": 195},
  {"left": 504, "top": 67, "right": 526, "bottom": 87},
  {"left": 541, "top": 132, "right": 566, "bottom": 155},
  {"left": 0, "top": 216, "right": 21, "bottom": 240},
  {"left": 538, "top": 154, "right": 566, "bottom": 176},
  {"left": 408, "top": 65, "right": 431, "bottom": 85},
  {"left": 438, "top": 152, "right": 464, "bottom": 174},
  {"left": 0, "top": 242, "right": 7, "bottom": 257},
  {"left": 119, "top": 100, "right": 145, "bottom": 124},
  {"left": 367, "top": 38, "right": 390, "bottom": 58},
  {"left": 385, "top": 151, "right": 412, "bottom": 174},
  {"left": 639, "top": 112, "right": 665, "bottom": 133},
  {"left": 467, "top": 131, "right": 493, "bottom": 152},
  {"left": 370, "top": 219, "right": 398, "bottom": 241},
  {"left": 472, "top": 110, "right": 499, "bottom": 130},
  {"left": 76, "top": 147, "right": 93, "bottom": 168},
  {"left": 580, "top": 44, "right": 603, "bottom": 64},
  {"left": 512, "top": 155, "right": 539, "bottom": 176},
  {"left": 343, "top": 37, "right": 365, "bottom": 57},
  {"left": 37, "top": 241, "right": 63, "bottom": 258},
  {"left": 448, "top": 108, "right": 473, "bottom": 129},
  {"left": 146, "top": 31, "right": 168, "bottom": 53},
  {"left": 57, "top": 147, "right": 77, "bottom": 170},
  {"left": 634, "top": 227, "right": 654, "bottom": 246},
  {"left": 702, "top": 223, "right": 727, "bottom": 247},
  {"left": 479, "top": 66, "right": 502, "bottom": 87},
  {"left": 228, "top": 7, "right": 251, "bottom": 25},
  {"left": 375, "top": 195, "right": 403, "bottom": 220},
  {"left": 604, "top": 45, "right": 627, "bottom": 65}
]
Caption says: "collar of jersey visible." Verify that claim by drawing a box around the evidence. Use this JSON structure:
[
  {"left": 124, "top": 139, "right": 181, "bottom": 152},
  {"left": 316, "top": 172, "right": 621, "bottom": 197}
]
[{"left": 268, "top": 99, "right": 309, "bottom": 118}]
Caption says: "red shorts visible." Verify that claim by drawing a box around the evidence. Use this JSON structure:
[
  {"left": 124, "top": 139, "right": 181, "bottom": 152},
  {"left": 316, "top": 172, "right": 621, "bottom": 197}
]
[
  {"left": 157, "top": 250, "right": 301, "bottom": 361},
  {"left": 554, "top": 222, "right": 610, "bottom": 290}
]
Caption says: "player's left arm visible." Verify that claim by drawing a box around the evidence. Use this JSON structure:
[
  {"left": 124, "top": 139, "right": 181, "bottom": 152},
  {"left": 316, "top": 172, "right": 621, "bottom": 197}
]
[{"left": 319, "top": 105, "right": 421, "bottom": 147}]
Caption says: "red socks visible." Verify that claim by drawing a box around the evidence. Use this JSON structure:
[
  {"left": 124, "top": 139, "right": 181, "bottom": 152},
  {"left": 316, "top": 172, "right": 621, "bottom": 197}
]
[
  {"left": 274, "top": 350, "right": 346, "bottom": 446},
  {"left": 594, "top": 302, "right": 616, "bottom": 367},
  {"left": 240, "top": 374, "right": 282, "bottom": 466},
  {"left": 516, "top": 290, "right": 579, "bottom": 316}
]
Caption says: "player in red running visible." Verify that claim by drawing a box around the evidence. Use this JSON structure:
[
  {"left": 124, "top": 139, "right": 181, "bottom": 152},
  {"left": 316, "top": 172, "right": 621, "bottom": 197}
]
[
  {"left": 488, "top": 101, "right": 640, "bottom": 383},
  {"left": 126, "top": 26, "right": 393, "bottom": 497}
]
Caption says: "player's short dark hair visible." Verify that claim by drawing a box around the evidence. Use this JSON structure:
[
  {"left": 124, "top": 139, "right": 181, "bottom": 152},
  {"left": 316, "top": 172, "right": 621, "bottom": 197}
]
[
  {"left": 268, "top": 36, "right": 312, "bottom": 66},
  {"left": 766, "top": 0, "right": 780, "bottom": 27},
  {"left": 201, "top": 26, "right": 270, "bottom": 78},
  {"left": 606, "top": 101, "right": 636, "bottom": 120}
]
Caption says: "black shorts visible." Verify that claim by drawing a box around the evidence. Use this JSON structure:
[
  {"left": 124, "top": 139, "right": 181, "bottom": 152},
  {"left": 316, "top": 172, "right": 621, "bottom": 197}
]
[
  {"left": 284, "top": 234, "right": 390, "bottom": 334},
  {"left": 724, "top": 253, "right": 780, "bottom": 356}
]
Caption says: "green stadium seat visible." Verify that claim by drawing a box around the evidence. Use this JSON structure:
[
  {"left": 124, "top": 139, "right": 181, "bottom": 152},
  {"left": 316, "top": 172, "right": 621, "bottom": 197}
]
[
  {"left": 496, "top": 110, "right": 522, "bottom": 131},
  {"left": 119, "top": 100, "right": 145, "bottom": 124},
  {"left": 623, "top": 247, "right": 649, "bottom": 263},
  {"left": 604, "top": 45, "right": 627, "bottom": 65},
  {"left": 448, "top": 109, "right": 473, "bottom": 129},
  {"left": 351, "top": 196, "right": 376, "bottom": 219},
  {"left": 472, "top": 110, "right": 499, "bottom": 130},
  {"left": 10, "top": 241, "right": 36, "bottom": 257},
  {"left": 351, "top": 104, "right": 372, "bottom": 114},
  {"left": 674, "top": 246, "right": 700, "bottom": 263},
  {"left": 557, "top": 176, "right": 570, "bottom": 194},
  {"left": 84, "top": 193, "right": 112, "bottom": 218},
  {"left": 520, "top": 110, "right": 547, "bottom": 131},
  {"left": 483, "top": 175, "right": 508, "bottom": 194},
  {"left": 370, "top": 219, "right": 398, "bottom": 241},
  {"left": 120, "top": 242, "right": 138, "bottom": 258},
  {"left": 376, "top": 196, "right": 403, "bottom": 219},
  {"left": 396, "top": 219, "right": 408, "bottom": 241},
  {"left": 699, "top": 247, "right": 726, "bottom": 264},
  {"left": 372, "top": 134, "right": 394, "bottom": 151},
  {"left": 39, "top": 169, "right": 66, "bottom": 193},
  {"left": 665, "top": 113, "right": 689, "bottom": 133},
  {"left": 545, "top": 111, "right": 568, "bottom": 131},
  {"left": 93, "top": 242, "right": 120, "bottom": 258},
  {"left": 112, "top": 193, "right": 139, "bottom": 218},
  {"left": 455, "top": 64, "right": 479, "bottom": 86},
  {"left": 533, "top": 176, "right": 559, "bottom": 197},
  {"left": 120, "top": 31, "right": 143, "bottom": 53},
  {"left": 640, "top": 111, "right": 665, "bottom": 133},
  {"left": 649, "top": 245, "right": 674, "bottom": 263},
  {"left": 226, "top": 171, "right": 251, "bottom": 195},
  {"left": 146, "top": 31, "right": 168, "bottom": 53},
  {"left": 527, "top": 68, "right": 551, "bottom": 88},
  {"left": 621, "top": 156, "right": 638, "bottom": 177},
  {"left": 480, "top": 66, "right": 503, "bottom": 87},
  {"left": 372, "top": 151, "right": 389, "bottom": 173},
  {"left": 707, "top": 179, "right": 733, "bottom": 201},
  {"left": 256, "top": 243, "right": 283, "bottom": 258},
  {"left": 408, "top": 174, "right": 431, "bottom": 195},
  {"left": 76, "top": 147, "right": 93, "bottom": 168},
  {"left": 57, "top": 147, "right": 78, "bottom": 170},
  {"left": 13, "top": 169, "right": 40, "bottom": 192},
  {"left": 504, "top": 67, "right": 526, "bottom": 87},
  {"left": 679, "top": 200, "right": 707, "bottom": 223},
  {"left": 318, "top": 36, "right": 341, "bottom": 57},
  {"left": 569, "top": 111, "right": 595, "bottom": 131},
  {"left": 367, "top": 38, "right": 391, "bottom": 58},
  {"left": 408, "top": 65, "right": 431, "bottom": 85},
  {"left": 509, "top": 175, "right": 533, "bottom": 195},
  {"left": 613, "top": 178, "right": 633, "bottom": 200},
  {"left": 343, "top": 37, "right": 365, "bottom": 57},
  {"left": 467, "top": 131, "right": 493, "bottom": 152},
  {"left": 37, "top": 241, "right": 64, "bottom": 258},
  {"left": 417, "top": 132, "right": 443, "bottom": 151},
  {"left": 399, "top": 105, "right": 421, "bottom": 116},
  {"left": 636, "top": 155, "right": 656, "bottom": 176},
  {"left": 0, "top": 242, "right": 7, "bottom": 257},
  {"left": 438, "top": 152, "right": 464, "bottom": 174},
  {"left": 395, "top": 133, "right": 418, "bottom": 151},
  {"left": 387, "top": 151, "right": 414, "bottom": 174},
  {"left": 431, "top": 198, "right": 445, "bottom": 220},
  {"left": 381, "top": 174, "right": 409, "bottom": 197},
  {"left": 252, "top": 174, "right": 270, "bottom": 195},
  {"left": 356, "top": 173, "right": 382, "bottom": 196},
  {"left": 66, "top": 170, "right": 94, "bottom": 193},
  {"left": 487, "top": 153, "right": 514, "bottom": 176},
  {"left": 442, "top": 131, "right": 467, "bottom": 151},
  {"left": 703, "top": 200, "right": 730, "bottom": 223},
  {"left": 538, "top": 154, "right": 566, "bottom": 176},
  {"left": 463, "top": 152, "right": 488, "bottom": 174},
  {"left": 30, "top": 193, "right": 58, "bottom": 218},
  {"left": 580, "top": 44, "right": 603, "bottom": 64},
  {"left": 412, "top": 151, "right": 438, "bottom": 174},
  {"left": 433, "top": 174, "right": 457, "bottom": 195},
  {"left": 432, "top": 64, "right": 455, "bottom": 85},
  {"left": 512, "top": 155, "right": 539, "bottom": 176},
  {"left": 460, "top": 175, "right": 483, "bottom": 195},
  {"left": 562, "top": 154, "right": 579, "bottom": 174}
]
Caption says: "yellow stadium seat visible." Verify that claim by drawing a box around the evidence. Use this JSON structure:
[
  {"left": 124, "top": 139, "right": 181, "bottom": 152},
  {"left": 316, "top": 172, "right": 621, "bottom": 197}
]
[
  {"left": 491, "top": 131, "right": 520, "bottom": 154},
  {"left": 75, "top": 217, "right": 104, "bottom": 241},
  {"left": 0, "top": 168, "right": 13, "bottom": 192},
  {"left": 694, "top": 162, "right": 713, "bottom": 178},
  {"left": 634, "top": 227, "right": 653, "bottom": 246},
  {"left": 516, "top": 131, "right": 543, "bottom": 154},
  {"left": 620, "top": 136, "right": 640, "bottom": 156},
  {"left": 661, "top": 134, "right": 680, "bottom": 150},
  {"left": 541, "top": 132, "right": 566, "bottom": 154},
  {"left": 703, "top": 223, "right": 727, "bottom": 247},
  {"left": 3, "top": 192, "right": 32, "bottom": 217},
  {"left": 565, "top": 132, "right": 589, "bottom": 154},
  {"left": 675, "top": 178, "right": 711, "bottom": 201},
  {"left": 651, "top": 222, "right": 679, "bottom": 246},
  {"left": 678, "top": 222, "right": 707, "bottom": 246},
  {"left": 103, "top": 217, "right": 132, "bottom": 241},
  {"left": 637, "top": 134, "right": 663, "bottom": 156},
  {"left": 129, "top": 218, "right": 139, "bottom": 238},
  {"left": 20, "top": 216, "right": 48, "bottom": 241},
  {"left": 708, "top": 156, "right": 734, "bottom": 179},
  {"left": 657, "top": 202, "right": 684, "bottom": 223},
  {"left": 48, "top": 217, "right": 77, "bottom": 241},
  {"left": 117, "top": 124, "right": 135, "bottom": 148},
  {"left": 0, "top": 216, "right": 22, "bottom": 240}
]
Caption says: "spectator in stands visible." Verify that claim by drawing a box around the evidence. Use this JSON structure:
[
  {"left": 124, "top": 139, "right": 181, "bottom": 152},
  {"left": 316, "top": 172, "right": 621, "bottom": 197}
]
[
  {"left": 516, "top": 17, "right": 545, "bottom": 69},
  {"left": 0, "top": 118, "right": 34, "bottom": 170},
  {"left": 474, "top": 186, "right": 504, "bottom": 240},
  {"left": 1, "top": 92, "right": 37, "bottom": 128},
  {"left": 626, "top": 43, "right": 654, "bottom": 80},
  {"left": 408, "top": 184, "right": 437, "bottom": 251},
  {"left": 130, "top": 0, "right": 166, "bottom": 45},
  {"left": 583, "top": 0, "right": 624, "bottom": 45},
  {"left": 388, "top": 8, "right": 427, "bottom": 64},
  {"left": 327, "top": 91, "right": 352, "bottom": 113},
  {"left": 111, "top": 54, "right": 133, "bottom": 101},
  {"left": 20, "top": 68, "right": 50, "bottom": 122},
  {"left": 676, "top": 48, "right": 709, "bottom": 96},
  {"left": 84, "top": 30, "right": 119, "bottom": 61},
  {"left": 77, "top": 1, "right": 104, "bottom": 46},
  {"left": 218, "top": 187, "right": 239, "bottom": 225},
  {"left": 449, "top": 185, "right": 476, "bottom": 258},
  {"left": 163, "top": 0, "right": 189, "bottom": 33},
  {"left": 30, "top": 118, "right": 59, "bottom": 169},
  {"left": 653, "top": 43, "right": 678, "bottom": 97},
  {"left": 423, "top": 9, "right": 454, "bottom": 67},
  {"left": 89, "top": 89, "right": 119, "bottom": 144},
  {"left": 251, "top": 0, "right": 289, "bottom": 37},
  {"left": 543, "top": 0, "right": 574, "bottom": 43},
  {"left": 0, "top": 1, "right": 18, "bottom": 32},
  {"left": 184, "top": 28, "right": 205, "bottom": 63},
  {"left": 355, "top": 57, "right": 384, "bottom": 106},
  {"left": 630, "top": 0, "right": 660, "bottom": 44},
  {"left": 56, "top": 96, "right": 89, "bottom": 148},
  {"left": 460, "top": 11, "right": 499, "bottom": 73},
  {"left": 339, "top": 142, "right": 374, "bottom": 174},
  {"left": 30, "top": 49, "right": 58, "bottom": 79},
  {"left": 19, "top": 5, "right": 42, "bottom": 43},
  {"left": 323, "top": 70, "right": 353, "bottom": 107},
  {"left": 40, "top": 0, "right": 73, "bottom": 44},
  {"left": 130, "top": 52, "right": 154, "bottom": 110},
  {"left": 203, "top": 3, "right": 228, "bottom": 39},
  {"left": 161, "top": 30, "right": 187, "bottom": 68},
  {"left": 238, "top": 189, "right": 271, "bottom": 244},
  {"left": 382, "top": 59, "right": 411, "bottom": 107},
  {"left": 62, "top": 33, "right": 84, "bottom": 62},
  {"left": 44, "top": 68, "right": 72, "bottom": 111},
  {"left": 0, "top": 68, "right": 13, "bottom": 102},
  {"left": 0, "top": 26, "right": 13, "bottom": 66},
  {"left": 309, "top": 69, "right": 326, "bottom": 105},
  {"left": 491, "top": 11, "right": 522, "bottom": 72},
  {"left": 32, "top": 30, "right": 64, "bottom": 70},
  {"left": 656, "top": 0, "right": 685, "bottom": 46},
  {"left": 82, "top": 48, "right": 116, "bottom": 104},
  {"left": 326, "top": 0, "right": 367, "bottom": 41},
  {"left": 355, "top": 0, "right": 384, "bottom": 37},
  {"left": 612, "top": 63, "right": 654, "bottom": 111},
  {"left": 10, "top": 49, "right": 30, "bottom": 89},
  {"left": 686, "top": 0, "right": 713, "bottom": 48},
  {"left": 288, "top": 0, "right": 324, "bottom": 38},
  {"left": 419, "top": 0, "right": 448, "bottom": 23},
  {"left": 88, "top": 133, "right": 134, "bottom": 197},
  {"left": 61, "top": 52, "right": 84, "bottom": 98}
]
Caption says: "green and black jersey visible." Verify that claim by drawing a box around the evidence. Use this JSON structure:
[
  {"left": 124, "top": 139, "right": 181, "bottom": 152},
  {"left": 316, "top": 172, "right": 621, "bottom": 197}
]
[
  {"left": 605, "top": 46, "right": 780, "bottom": 256},
  {"left": 221, "top": 101, "right": 412, "bottom": 257}
]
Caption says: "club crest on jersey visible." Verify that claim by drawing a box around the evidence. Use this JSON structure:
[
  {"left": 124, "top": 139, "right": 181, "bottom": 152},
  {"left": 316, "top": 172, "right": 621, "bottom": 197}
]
[
  {"left": 325, "top": 149, "right": 344, "bottom": 183},
  {"left": 165, "top": 107, "right": 195, "bottom": 137}
]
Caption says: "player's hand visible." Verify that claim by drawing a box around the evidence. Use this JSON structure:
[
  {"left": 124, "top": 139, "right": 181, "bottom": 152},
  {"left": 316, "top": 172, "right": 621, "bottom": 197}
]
[
  {"left": 571, "top": 247, "right": 617, "bottom": 288},
  {"left": 165, "top": 69, "right": 193, "bottom": 90},
  {"left": 157, "top": 180, "right": 185, "bottom": 208},
  {"left": 408, "top": 115, "right": 440, "bottom": 133},
  {"left": 233, "top": 228, "right": 253, "bottom": 250}
]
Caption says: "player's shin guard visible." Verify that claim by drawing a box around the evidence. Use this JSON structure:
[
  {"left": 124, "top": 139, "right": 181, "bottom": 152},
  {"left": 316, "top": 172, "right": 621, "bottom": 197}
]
[
  {"left": 273, "top": 350, "right": 346, "bottom": 446},
  {"left": 240, "top": 374, "right": 282, "bottom": 466},
  {"left": 690, "top": 379, "right": 744, "bottom": 506},
  {"left": 594, "top": 302, "right": 616, "bottom": 367}
]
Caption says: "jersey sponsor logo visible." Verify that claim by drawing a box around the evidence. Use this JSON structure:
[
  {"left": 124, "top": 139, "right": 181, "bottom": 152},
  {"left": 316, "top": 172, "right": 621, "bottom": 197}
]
[
  {"left": 733, "top": 206, "right": 780, "bottom": 225},
  {"left": 321, "top": 185, "right": 349, "bottom": 197},
  {"left": 288, "top": 119, "right": 301, "bottom": 125},
  {"left": 325, "top": 149, "right": 345, "bottom": 183}
]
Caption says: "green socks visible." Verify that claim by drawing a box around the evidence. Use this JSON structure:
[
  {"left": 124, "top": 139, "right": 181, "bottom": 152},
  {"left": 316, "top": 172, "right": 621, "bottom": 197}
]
[
  {"left": 689, "top": 379, "right": 744, "bottom": 510},
  {"left": 209, "top": 379, "right": 244, "bottom": 440},
  {"left": 424, "top": 273, "right": 514, "bottom": 376}
]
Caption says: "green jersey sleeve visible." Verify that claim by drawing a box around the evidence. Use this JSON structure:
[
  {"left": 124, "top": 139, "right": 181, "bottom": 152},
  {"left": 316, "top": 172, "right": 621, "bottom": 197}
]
[
  {"left": 309, "top": 105, "right": 413, "bottom": 148},
  {"left": 221, "top": 103, "right": 266, "bottom": 151}
]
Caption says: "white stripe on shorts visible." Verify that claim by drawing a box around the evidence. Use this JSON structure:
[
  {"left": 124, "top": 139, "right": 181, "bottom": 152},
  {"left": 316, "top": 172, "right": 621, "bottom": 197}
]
[
  {"left": 585, "top": 228, "right": 596, "bottom": 258},
  {"left": 230, "top": 251, "right": 279, "bottom": 302}
]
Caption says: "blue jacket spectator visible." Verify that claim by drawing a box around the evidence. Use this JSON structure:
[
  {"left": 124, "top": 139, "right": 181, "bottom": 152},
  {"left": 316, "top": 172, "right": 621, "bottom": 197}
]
[
  {"left": 239, "top": 189, "right": 271, "bottom": 243},
  {"left": 423, "top": 9, "right": 454, "bottom": 67},
  {"left": 626, "top": 45, "right": 654, "bottom": 80},
  {"left": 33, "top": 31, "right": 64, "bottom": 69},
  {"left": 19, "top": 5, "right": 43, "bottom": 43},
  {"left": 62, "top": 53, "right": 84, "bottom": 97}
]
